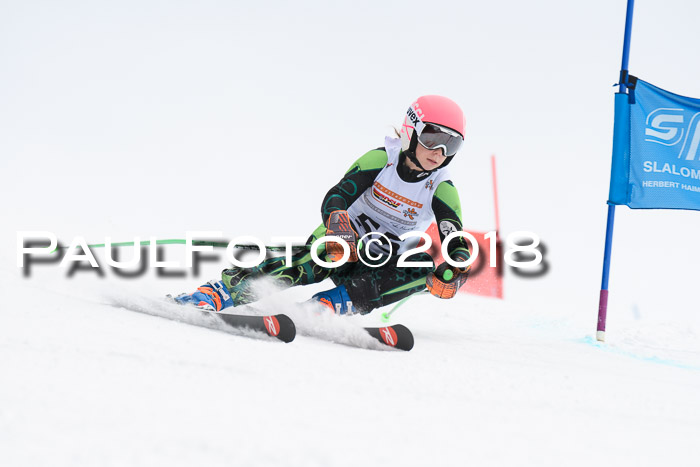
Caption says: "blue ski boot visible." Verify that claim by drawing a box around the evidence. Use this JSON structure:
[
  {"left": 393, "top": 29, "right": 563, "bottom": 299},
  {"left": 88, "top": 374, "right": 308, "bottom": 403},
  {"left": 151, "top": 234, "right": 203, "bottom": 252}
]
[
  {"left": 173, "top": 280, "right": 234, "bottom": 312},
  {"left": 311, "top": 285, "right": 357, "bottom": 315}
]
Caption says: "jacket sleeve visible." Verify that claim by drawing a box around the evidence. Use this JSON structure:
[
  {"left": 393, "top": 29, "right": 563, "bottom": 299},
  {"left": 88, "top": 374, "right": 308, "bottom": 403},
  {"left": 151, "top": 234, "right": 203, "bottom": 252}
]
[
  {"left": 320, "top": 149, "right": 388, "bottom": 225},
  {"left": 431, "top": 180, "right": 471, "bottom": 264}
]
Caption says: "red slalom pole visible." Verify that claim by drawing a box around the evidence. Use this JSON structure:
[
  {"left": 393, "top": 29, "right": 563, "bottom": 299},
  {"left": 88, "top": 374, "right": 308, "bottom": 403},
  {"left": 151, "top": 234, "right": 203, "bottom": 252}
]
[
  {"left": 491, "top": 155, "right": 501, "bottom": 237},
  {"left": 491, "top": 155, "right": 504, "bottom": 298}
]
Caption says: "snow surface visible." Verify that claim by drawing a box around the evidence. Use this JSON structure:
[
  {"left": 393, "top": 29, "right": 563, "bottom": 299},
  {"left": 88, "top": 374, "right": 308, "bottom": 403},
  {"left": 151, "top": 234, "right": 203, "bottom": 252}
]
[
  {"left": 2, "top": 268, "right": 700, "bottom": 467},
  {"left": 3, "top": 1, "right": 700, "bottom": 466}
]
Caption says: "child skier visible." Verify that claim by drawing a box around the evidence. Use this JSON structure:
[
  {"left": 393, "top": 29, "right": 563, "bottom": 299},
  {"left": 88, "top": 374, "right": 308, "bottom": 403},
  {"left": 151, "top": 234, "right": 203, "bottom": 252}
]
[{"left": 175, "top": 95, "right": 472, "bottom": 315}]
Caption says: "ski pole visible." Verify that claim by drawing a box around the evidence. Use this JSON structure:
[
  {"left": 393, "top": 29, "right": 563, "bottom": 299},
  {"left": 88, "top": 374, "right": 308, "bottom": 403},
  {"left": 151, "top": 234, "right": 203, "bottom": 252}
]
[
  {"left": 380, "top": 290, "right": 429, "bottom": 323},
  {"left": 52, "top": 239, "right": 305, "bottom": 253}
]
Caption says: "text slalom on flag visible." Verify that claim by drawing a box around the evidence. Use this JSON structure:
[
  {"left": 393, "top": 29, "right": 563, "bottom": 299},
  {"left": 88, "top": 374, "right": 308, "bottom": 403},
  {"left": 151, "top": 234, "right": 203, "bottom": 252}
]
[{"left": 608, "top": 78, "right": 700, "bottom": 210}]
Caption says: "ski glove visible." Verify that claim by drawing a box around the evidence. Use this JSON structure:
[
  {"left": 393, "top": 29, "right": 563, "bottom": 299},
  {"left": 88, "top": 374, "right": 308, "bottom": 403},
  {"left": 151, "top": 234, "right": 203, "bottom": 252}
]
[
  {"left": 426, "top": 262, "right": 470, "bottom": 299},
  {"left": 325, "top": 210, "right": 359, "bottom": 263}
]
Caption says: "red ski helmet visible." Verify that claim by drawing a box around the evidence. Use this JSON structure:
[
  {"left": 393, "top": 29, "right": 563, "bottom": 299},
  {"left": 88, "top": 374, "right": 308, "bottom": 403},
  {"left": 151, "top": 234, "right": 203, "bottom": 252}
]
[{"left": 400, "top": 95, "right": 466, "bottom": 164}]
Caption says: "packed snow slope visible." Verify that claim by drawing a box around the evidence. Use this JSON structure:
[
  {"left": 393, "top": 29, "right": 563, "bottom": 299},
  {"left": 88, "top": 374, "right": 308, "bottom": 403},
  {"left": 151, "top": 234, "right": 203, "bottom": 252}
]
[
  {"left": 2, "top": 264, "right": 700, "bottom": 467},
  {"left": 4, "top": 0, "right": 700, "bottom": 465}
]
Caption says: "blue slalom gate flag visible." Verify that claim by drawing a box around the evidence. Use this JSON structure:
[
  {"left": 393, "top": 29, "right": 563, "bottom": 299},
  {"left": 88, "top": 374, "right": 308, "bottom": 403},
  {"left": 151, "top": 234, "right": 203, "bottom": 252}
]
[{"left": 608, "top": 78, "right": 700, "bottom": 210}]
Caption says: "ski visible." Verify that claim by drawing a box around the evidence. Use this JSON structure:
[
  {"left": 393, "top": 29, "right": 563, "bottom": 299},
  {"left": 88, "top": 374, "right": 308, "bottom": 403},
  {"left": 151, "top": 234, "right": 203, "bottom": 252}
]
[
  {"left": 364, "top": 324, "right": 414, "bottom": 351},
  {"left": 145, "top": 295, "right": 409, "bottom": 348},
  {"left": 214, "top": 312, "right": 296, "bottom": 343},
  {"left": 111, "top": 296, "right": 297, "bottom": 344}
]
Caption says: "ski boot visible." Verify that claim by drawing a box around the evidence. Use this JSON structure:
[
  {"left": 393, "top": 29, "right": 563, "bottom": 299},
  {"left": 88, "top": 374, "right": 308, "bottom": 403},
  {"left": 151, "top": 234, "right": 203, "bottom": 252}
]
[
  {"left": 311, "top": 285, "right": 357, "bottom": 315},
  {"left": 173, "top": 280, "right": 234, "bottom": 312}
]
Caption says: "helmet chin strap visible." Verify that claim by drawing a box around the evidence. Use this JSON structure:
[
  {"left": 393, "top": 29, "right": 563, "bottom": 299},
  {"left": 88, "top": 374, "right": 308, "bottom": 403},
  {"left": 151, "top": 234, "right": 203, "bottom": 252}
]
[
  {"left": 405, "top": 150, "right": 428, "bottom": 172},
  {"left": 406, "top": 133, "right": 429, "bottom": 172}
]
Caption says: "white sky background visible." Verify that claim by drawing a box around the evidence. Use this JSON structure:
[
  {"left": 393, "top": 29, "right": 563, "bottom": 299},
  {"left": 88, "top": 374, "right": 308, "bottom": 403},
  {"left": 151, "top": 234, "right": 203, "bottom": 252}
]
[{"left": 2, "top": 0, "right": 700, "bottom": 320}]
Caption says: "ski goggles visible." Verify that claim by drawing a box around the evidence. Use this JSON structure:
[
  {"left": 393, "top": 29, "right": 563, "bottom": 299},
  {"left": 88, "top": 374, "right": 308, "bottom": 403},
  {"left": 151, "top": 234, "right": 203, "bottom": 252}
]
[{"left": 417, "top": 123, "right": 464, "bottom": 156}]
